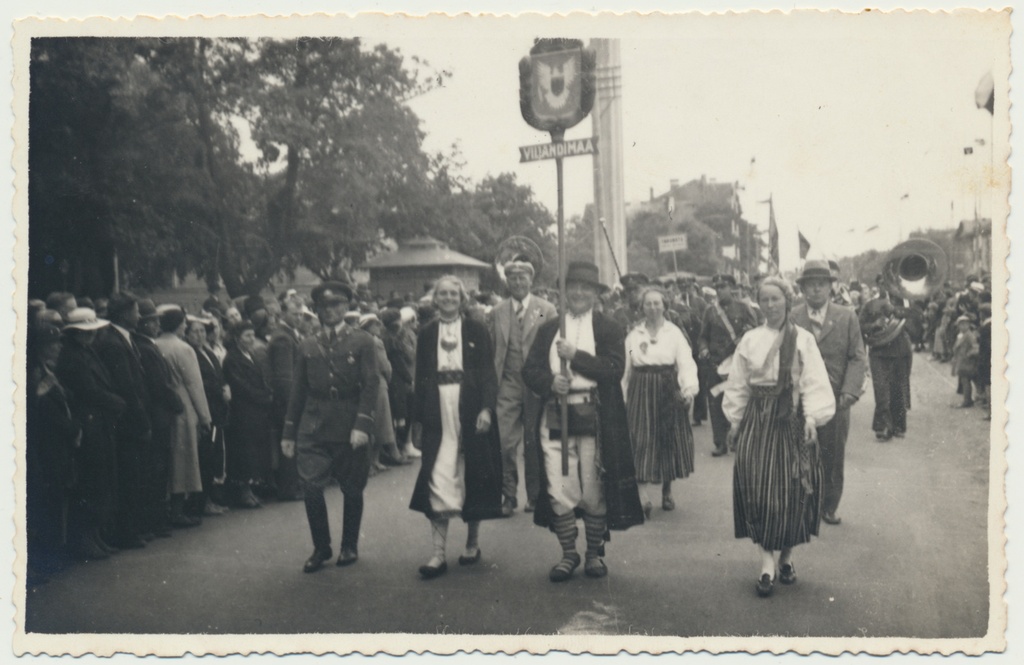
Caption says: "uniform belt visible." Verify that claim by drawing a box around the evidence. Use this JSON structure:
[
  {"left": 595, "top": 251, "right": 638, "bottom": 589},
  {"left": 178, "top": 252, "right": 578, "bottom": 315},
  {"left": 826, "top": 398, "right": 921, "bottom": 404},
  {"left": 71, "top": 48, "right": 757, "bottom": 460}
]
[{"left": 310, "top": 388, "right": 359, "bottom": 401}]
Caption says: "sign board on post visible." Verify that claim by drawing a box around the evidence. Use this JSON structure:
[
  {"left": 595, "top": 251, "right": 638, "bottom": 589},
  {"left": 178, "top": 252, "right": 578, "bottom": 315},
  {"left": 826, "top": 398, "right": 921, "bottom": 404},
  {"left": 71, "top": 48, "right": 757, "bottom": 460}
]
[
  {"left": 519, "top": 137, "right": 598, "bottom": 163},
  {"left": 658, "top": 233, "right": 688, "bottom": 253}
]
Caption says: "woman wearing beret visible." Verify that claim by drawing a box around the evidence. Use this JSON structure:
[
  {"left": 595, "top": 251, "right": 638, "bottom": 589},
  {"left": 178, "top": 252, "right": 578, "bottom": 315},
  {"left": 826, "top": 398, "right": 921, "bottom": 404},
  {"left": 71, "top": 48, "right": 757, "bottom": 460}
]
[
  {"left": 409, "top": 275, "right": 503, "bottom": 579},
  {"left": 724, "top": 277, "right": 835, "bottom": 597}
]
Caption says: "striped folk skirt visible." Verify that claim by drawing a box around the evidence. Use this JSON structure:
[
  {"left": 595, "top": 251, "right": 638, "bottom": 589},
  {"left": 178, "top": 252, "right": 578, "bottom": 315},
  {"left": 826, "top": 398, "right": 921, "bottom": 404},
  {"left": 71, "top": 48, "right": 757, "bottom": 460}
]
[
  {"left": 733, "top": 386, "right": 822, "bottom": 551},
  {"left": 626, "top": 365, "right": 695, "bottom": 483}
]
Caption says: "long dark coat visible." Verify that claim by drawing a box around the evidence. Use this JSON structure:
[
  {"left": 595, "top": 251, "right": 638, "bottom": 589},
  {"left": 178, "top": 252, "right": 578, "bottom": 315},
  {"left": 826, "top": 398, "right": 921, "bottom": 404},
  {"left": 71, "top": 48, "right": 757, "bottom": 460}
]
[
  {"left": 409, "top": 317, "right": 503, "bottom": 522},
  {"left": 522, "top": 311, "right": 645, "bottom": 532},
  {"left": 223, "top": 346, "right": 274, "bottom": 482}
]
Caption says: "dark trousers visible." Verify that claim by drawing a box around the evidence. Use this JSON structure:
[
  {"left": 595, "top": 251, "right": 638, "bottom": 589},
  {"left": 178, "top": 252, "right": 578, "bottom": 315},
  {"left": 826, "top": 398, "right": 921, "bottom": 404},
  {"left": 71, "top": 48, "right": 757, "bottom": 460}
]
[
  {"left": 198, "top": 425, "right": 226, "bottom": 500},
  {"left": 694, "top": 362, "right": 711, "bottom": 424},
  {"left": 114, "top": 433, "right": 146, "bottom": 540},
  {"left": 870, "top": 354, "right": 909, "bottom": 435},
  {"left": 708, "top": 385, "right": 730, "bottom": 452},
  {"left": 298, "top": 435, "right": 370, "bottom": 552},
  {"left": 143, "top": 427, "right": 171, "bottom": 531},
  {"left": 817, "top": 406, "right": 850, "bottom": 515}
]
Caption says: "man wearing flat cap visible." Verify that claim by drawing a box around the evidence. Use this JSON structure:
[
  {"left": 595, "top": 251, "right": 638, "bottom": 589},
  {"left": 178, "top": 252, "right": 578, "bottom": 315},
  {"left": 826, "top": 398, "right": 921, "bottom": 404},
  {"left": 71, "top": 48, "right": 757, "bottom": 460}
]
[
  {"left": 281, "top": 281, "right": 379, "bottom": 573},
  {"left": 488, "top": 254, "right": 557, "bottom": 516},
  {"left": 698, "top": 273, "right": 759, "bottom": 456},
  {"left": 612, "top": 272, "right": 650, "bottom": 331},
  {"left": 792, "top": 260, "right": 867, "bottom": 525}
]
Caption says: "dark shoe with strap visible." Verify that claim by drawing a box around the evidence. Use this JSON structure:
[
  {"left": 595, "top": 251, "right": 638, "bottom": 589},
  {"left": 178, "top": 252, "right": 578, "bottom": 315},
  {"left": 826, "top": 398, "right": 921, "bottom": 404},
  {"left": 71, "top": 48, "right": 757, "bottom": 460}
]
[
  {"left": 712, "top": 446, "right": 729, "bottom": 457},
  {"left": 458, "top": 548, "right": 482, "bottom": 566},
  {"left": 584, "top": 556, "right": 608, "bottom": 578},
  {"left": 822, "top": 512, "right": 842, "bottom": 525},
  {"left": 549, "top": 553, "right": 581, "bottom": 582},
  {"left": 780, "top": 562, "right": 797, "bottom": 585},
  {"left": 662, "top": 495, "right": 675, "bottom": 511},
  {"left": 303, "top": 547, "right": 333, "bottom": 573},
  {"left": 756, "top": 573, "right": 775, "bottom": 597},
  {"left": 336, "top": 548, "right": 359, "bottom": 567},
  {"left": 418, "top": 560, "right": 448, "bottom": 579}
]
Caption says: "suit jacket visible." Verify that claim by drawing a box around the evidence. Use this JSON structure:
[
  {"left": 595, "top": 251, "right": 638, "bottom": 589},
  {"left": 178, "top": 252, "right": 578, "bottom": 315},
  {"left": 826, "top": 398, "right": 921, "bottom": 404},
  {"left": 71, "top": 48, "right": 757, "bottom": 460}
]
[
  {"left": 55, "top": 337, "right": 126, "bottom": 454},
  {"left": 522, "top": 310, "right": 645, "bottom": 532},
  {"left": 194, "top": 344, "right": 229, "bottom": 427},
  {"left": 223, "top": 346, "right": 273, "bottom": 435},
  {"left": 267, "top": 324, "right": 300, "bottom": 424},
  {"left": 791, "top": 302, "right": 868, "bottom": 400},
  {"left": 94, "top": 325, "right": 151, "bottom": 440},
  {"left": 284, "top": 325, "right": 379, "bottom": 442},
  {"left": 134, "top": 333, "right": 184, "bottom": 433},
  {"left": 409, "top": 317, "right": 502, "bottom": 521},
  {"left": 489, "top": 294, "right": 557, "bottom": 380}
]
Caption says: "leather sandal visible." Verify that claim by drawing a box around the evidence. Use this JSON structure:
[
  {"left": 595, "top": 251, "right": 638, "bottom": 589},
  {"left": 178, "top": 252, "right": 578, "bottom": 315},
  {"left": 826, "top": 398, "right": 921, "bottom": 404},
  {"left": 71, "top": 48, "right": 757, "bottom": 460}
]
[
  {"left": 458, "top": 548, "right": 481, "bottom": 566},
  {"left": 549, "top": 553, "right": 581, "bottom": 582},
  {"left": 584, "top": 556, "right": 608, "bottom": 578}
]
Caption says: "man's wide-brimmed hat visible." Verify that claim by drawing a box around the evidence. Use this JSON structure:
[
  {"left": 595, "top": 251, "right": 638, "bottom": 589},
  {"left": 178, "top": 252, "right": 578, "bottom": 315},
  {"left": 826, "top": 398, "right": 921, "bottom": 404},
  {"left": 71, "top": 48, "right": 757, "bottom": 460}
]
[
  {"left": 564, "top": 261, "right": 609, "bottom": 294},
  {"left": 137, "top": 298, "right": 159, "bottom": 321},
  {"left": 311, "top": 281, "right": 354, "bottom": 307},
  {"left": 620, "top": 272, "right": 649, "bottom": 290},
  {"left": 797, "top": 260, "right": 837, "bottom": 284},
  {"left": 63, "top": 307, "right": 108, "bottom": 331}
]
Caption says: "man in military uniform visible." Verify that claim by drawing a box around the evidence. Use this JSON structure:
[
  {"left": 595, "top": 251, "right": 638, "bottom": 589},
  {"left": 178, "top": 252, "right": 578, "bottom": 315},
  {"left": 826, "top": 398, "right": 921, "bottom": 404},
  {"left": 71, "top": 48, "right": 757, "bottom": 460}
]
[
  {"left": 281, "top": 281, "right": 379, "bottom": 573},
  {"left": 611, "top": 272, "right": 650, "bottom": 331},
  {"left": 698, "top": 273, "right": 759, "bottom": 456}
]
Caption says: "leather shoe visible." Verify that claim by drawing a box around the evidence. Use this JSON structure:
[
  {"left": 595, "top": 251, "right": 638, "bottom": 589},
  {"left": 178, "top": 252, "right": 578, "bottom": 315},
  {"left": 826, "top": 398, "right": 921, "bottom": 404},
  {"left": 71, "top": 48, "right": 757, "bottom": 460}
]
[
  {"left": 303, "top": 547, "right": 333, "bottom": 573},
  {"left": 501, "top": 497, "right": 514, "bottom": 517},
  {"left": 822, "top": 512, "right": 842, "bottom": 525},
  {"left": 662, "top": 495, "right": 675, "bottom": 511},
  {"left": 584, "top": 557, "right": 608, "bottom": 578},
  {"left": 756, "top": 573, "right": 775, "bottom": 597},
  {"left": 111, "top": 535, "right": 147, "bottom": 550},
  {"left": 779, "top": 562, "right": 797, "bottom": 585},
  {"left": 711, "top": 447, "right": 728, "bottom": 457},
  {"left": 549, "top": 553, "right": 581, "bottom": 583},
  {"left": 643, "top": 501, "right": 653, "bottom": 520},
  {"left": 419, "top": 561, "right": 448, "bottom": 579},
  {"left": 524, "top": 499, "right": 536, "bottom": 513},
  {"left": 336, "top": 548, "right": 359, "bottom": 567},
  {"left": 458, "top": 548, "right": 482, "bottom": 566}
]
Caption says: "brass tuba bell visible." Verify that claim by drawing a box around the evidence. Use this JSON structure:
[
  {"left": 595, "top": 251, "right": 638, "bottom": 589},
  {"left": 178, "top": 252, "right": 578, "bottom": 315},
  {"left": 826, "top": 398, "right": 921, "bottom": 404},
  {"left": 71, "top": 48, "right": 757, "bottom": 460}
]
[{"left": 881, "top": 238, "right": 948, "bottom": 301}]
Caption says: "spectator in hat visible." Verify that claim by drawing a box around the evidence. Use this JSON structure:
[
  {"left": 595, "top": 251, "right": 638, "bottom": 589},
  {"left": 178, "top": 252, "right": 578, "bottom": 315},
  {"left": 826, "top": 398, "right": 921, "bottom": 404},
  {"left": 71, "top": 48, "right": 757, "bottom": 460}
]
[
  {"left": 184, "top": 314, "right": 230, "bottom": 515},
  {"left": 153, "top": 305, "right": 212, "bottom": 527},
  {"left": 46, "top": 292, "right": 77, "bottom": 325},
  {"left": 698, "top": 273, "right": 759, "bottom": 456},
  {"left": 522, "top": 261, "right": 645, "bottom": 582},
  {"left": 223, "top": 319, "right": 275, "bottom": 509},
  {"left": 26, "top": 323, "right": 79, "bottom": 582},
  {"left": 488, "top": 254, "right": 557, "bottom": 516},
  {"left": 55, "top": 308, "right": 125, "bottom": 560},
  {"left": 381, "top": 308, "right": 415, "bottom": 457},
  {"left": 951, "top": 315, "right": 980, "bottom": 408},
  {"left": 281, "top": 280, "right": 379, "bottom": 572},
  {"left": 93, "top": 292, "right": 152, "bottom": 548},
  {"left": 360, "top": 313, "right": 405, "bottom": 471},
  {"left": 134, "top": 299, "right": 185, "bottom": 535}
]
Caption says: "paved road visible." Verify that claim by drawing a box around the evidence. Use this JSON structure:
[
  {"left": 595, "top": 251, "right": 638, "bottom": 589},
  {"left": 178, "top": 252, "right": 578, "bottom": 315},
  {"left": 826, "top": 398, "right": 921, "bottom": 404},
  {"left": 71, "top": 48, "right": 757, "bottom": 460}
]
[{"left": 24, "top": 351, "right": 993, "bottom": 637}]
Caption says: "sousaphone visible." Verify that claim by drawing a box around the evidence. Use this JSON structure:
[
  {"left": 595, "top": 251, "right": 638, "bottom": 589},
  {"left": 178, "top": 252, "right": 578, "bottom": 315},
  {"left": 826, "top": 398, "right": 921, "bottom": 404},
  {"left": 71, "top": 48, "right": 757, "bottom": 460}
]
[
  {"left": 494, "top": 235, "right": 546, "bottom": 284},
  {"left": 865, "top": 238, "right": 948, "bottom": 347}
]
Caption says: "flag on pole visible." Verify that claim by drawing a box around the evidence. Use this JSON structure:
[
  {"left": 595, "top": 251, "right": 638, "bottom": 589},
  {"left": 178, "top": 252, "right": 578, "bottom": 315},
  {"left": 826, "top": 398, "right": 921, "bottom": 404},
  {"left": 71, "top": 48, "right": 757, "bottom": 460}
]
[
  {"left": 767, "top": 196, "right": 780, "bottom": 274},
  {"left": 798, "top": 231, "right": 811, "bottom": 259},
  {"left": 975, "top": 71, "right": 994, "bottom": 115}
]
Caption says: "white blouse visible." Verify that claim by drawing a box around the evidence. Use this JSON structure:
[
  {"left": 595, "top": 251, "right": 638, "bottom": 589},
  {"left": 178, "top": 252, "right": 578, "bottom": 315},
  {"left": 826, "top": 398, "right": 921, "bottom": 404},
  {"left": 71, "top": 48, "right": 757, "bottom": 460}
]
[
  {"left": 722, "top": 324, "right": 836, "bottom": 430},
  {"left": 622, "top": 320, "right": 699, "bottom": 399},
  {"left": 548, "top": 309, "right": 597, "bottom": 391}
]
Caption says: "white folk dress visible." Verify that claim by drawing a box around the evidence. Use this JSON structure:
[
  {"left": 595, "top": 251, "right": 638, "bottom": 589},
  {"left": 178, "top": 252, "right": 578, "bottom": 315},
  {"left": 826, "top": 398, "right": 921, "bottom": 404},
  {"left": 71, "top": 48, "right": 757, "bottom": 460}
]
[{"left": 429, "top": 317, "right": 466, "bottom": 516}]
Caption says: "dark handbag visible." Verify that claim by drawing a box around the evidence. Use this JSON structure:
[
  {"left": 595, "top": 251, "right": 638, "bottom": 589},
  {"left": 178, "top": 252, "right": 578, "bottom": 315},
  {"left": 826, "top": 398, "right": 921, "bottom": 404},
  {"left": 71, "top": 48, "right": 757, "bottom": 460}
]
[{"left": 545, "top": 395, "right": 599, "bottom": 437}]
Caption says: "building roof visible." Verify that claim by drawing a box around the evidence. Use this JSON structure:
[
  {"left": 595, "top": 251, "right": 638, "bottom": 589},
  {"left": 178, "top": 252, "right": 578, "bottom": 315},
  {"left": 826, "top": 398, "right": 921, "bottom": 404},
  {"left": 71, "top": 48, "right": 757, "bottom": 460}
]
[{"left": 361, "top": 236, "right": 490, "bottom": 270}]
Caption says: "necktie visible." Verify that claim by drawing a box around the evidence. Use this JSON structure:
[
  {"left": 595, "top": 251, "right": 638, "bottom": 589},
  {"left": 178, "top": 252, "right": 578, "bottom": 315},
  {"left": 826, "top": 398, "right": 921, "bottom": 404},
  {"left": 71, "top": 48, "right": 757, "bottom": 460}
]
[{"left": 515, "top": 300, "right": 525, "bottom": 327}]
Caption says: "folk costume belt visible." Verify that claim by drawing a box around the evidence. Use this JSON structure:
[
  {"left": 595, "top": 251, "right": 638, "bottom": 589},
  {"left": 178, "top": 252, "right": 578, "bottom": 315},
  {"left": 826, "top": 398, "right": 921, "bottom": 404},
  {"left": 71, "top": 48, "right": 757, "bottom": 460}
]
[
  {"left": 634, "top": 364, "right": 674, "bottom": 375},
  {"left": 437, "top": 370, "right": 464, "bottom": 385}
]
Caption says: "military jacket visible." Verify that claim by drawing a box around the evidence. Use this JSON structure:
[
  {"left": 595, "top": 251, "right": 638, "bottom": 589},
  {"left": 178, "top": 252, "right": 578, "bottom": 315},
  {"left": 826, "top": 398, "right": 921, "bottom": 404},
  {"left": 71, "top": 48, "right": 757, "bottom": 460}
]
[{"left": 283, "top": 324, "right": 379, "bottom": 442}]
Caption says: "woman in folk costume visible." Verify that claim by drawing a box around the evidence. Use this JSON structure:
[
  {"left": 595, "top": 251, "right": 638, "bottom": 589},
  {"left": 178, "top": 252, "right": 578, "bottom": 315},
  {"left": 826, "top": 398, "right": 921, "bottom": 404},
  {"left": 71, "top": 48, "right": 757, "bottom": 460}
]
[
  {"left": 153, "top": 305, "right": 213, "bottom": 527},
  {"left": 409, "top": 275, "right": 503, "bottom": 580},
  {"left": 522, "top": 261, "right": 645, "bottom": 583},
  {"left": 724, "top": 277, "right": 835, "bottom": 597},
  {"left": 622, "top": 285, "right": 699, "bottom": 517}
]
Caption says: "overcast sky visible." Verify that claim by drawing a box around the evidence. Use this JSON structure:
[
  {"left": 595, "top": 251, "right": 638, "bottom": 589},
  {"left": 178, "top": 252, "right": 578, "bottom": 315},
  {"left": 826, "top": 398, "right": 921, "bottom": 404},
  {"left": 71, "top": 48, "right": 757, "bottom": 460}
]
[{"left": 365, "top": 11, "right": 1009, "bottom": 270}]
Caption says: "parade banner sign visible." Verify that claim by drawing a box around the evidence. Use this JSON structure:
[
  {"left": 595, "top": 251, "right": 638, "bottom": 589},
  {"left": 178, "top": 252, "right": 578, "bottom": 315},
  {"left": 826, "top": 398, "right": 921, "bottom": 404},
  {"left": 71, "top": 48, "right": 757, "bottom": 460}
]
[
  {"left": 518, "top": 136, "right": 598, "bottom": 163},
  {"left": 657, "top": 233, "right": 688, "bottom": 253}
]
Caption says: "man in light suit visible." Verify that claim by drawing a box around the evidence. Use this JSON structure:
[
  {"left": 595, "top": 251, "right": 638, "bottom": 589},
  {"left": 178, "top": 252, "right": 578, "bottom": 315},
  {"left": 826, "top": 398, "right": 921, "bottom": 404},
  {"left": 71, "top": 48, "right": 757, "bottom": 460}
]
[
  {"left": 489, "top": 255, "right": 557, "bottom": 516},
  {"left": 792, "top": 260, "right": 868, "bottom": 526}
]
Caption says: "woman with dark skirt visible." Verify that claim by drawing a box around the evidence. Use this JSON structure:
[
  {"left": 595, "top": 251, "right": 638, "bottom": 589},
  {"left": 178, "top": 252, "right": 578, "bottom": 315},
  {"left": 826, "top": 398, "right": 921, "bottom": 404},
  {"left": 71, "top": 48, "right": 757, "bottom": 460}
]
[
  {"left": 409, "top": 275, "right": 503, "bottom": 579},
  {"left": 622, "top": 285, "right": 699, "bottom": 516},
  {"left": 724, "top": 277, "right": 835, "bottom": 597}
]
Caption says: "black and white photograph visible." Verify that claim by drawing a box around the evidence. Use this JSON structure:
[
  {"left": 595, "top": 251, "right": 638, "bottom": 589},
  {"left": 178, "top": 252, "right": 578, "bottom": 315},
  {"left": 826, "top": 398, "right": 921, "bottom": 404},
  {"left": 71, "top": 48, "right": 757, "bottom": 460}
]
[{"left": 5, "top": 4, "right": 1015, "bottom": 660}]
